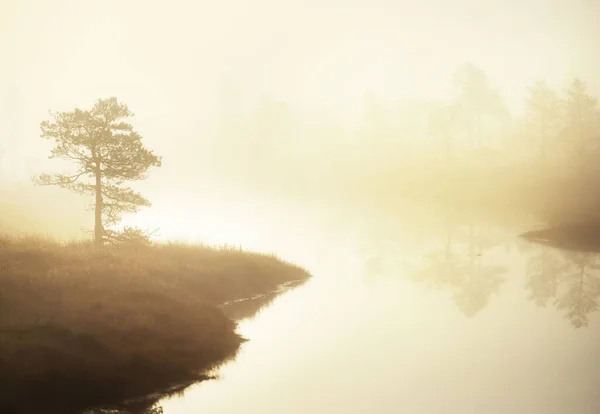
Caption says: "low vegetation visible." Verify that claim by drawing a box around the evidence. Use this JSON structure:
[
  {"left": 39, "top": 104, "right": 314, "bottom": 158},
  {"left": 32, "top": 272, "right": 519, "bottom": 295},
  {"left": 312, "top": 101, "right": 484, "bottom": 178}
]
[{"left": 0, "top": 235, "right": 310, "bottom": 414}]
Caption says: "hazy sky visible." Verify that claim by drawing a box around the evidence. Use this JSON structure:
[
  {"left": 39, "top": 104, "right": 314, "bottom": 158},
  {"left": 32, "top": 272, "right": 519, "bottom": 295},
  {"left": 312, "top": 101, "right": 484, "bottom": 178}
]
[{"left": 1, "top": 0, "right": 599, "bottom": 180}]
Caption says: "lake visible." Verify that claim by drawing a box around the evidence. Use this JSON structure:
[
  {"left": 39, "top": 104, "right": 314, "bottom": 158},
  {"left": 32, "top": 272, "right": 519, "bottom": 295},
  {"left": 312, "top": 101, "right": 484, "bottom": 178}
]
[{"left": 130, "top": 196, "right": 600, "bottom": 414}]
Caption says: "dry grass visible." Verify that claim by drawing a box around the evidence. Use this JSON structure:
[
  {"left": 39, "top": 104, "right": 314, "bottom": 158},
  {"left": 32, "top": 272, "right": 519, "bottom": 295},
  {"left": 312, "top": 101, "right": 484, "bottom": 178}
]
[{"left": 0, "top": 235, "right": 310, "bottom": 414}]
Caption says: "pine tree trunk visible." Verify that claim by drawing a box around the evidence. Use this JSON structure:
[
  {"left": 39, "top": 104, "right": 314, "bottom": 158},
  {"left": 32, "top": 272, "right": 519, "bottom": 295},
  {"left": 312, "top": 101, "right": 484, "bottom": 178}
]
[{"left": 94, "top": 168, "right": 103, "bottom": 246}]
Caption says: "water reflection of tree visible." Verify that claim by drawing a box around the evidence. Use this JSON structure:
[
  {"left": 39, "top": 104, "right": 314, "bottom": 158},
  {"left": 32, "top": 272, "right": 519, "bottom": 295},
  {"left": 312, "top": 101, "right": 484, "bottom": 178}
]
[
  {"left": 415, "top": 220, "right": 507, "bottom": 317},
  {"left": 525, "top": 247, "right": 600, "bottom": 327},
  {"left": 525, "top": 246, "right": 565, "bottom": 307}
]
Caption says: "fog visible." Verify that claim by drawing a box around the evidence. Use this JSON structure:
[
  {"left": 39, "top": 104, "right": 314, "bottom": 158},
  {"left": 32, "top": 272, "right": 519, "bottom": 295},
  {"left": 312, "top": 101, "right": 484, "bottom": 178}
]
[
  {"left": 1, "top": 0, "right": 600, "bottom": 241},
  {"left": 2, "top": 2, "right": 600, "bottom": 413}
]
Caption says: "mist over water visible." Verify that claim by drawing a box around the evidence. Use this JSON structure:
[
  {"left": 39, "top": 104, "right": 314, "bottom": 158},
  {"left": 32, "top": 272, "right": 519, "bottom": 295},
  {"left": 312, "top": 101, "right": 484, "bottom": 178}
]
[
  {"left": 2, "top": 1, "right": 600, "bottom": 413},
  {"left": 154, "top": 202, "right": 600, "bottom": 414}
]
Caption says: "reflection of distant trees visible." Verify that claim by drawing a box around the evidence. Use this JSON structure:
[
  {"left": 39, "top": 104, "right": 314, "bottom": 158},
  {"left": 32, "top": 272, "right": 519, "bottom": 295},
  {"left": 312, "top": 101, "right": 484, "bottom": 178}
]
[
  {"left": 453, "top": 255, "right": 506, "bottom": 317},
  {"left": 525, "top": 247, "right": 600, "bottom": 327},
  {"left": 414, "top": 219, "right": 507, "bottom": 317},
  {"left": 525, "top": 246, "right": 565, "bottom": 307}
]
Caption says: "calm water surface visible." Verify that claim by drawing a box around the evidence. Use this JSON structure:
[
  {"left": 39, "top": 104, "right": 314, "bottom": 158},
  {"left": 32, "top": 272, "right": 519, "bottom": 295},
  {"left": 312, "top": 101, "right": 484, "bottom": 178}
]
[{"left": 137, "top": 196, "right": 600, "bottom": 414}]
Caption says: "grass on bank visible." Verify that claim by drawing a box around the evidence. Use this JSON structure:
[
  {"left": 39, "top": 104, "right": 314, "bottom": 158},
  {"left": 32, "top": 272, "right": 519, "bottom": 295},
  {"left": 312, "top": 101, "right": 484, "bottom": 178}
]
[{"left": 0, "top": 235, "right": 310, "bottom": 414}]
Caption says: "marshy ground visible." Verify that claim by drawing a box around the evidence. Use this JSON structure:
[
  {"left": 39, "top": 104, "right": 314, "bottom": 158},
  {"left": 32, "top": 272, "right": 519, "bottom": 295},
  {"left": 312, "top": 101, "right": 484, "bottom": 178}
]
[{"left": 0, "top": 236, "right": 310, "bottom": 414}]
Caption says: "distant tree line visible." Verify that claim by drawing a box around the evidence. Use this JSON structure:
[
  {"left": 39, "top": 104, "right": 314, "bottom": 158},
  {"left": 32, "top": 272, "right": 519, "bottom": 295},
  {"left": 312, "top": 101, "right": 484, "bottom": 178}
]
[{"left": 27, "top": 64, "right": 600, "bottom": 244}]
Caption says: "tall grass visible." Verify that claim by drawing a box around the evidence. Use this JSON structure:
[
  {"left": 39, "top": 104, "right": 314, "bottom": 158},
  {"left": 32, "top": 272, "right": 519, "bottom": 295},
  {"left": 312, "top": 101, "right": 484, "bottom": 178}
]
[{"left": 0, "top": 235, "right": 310, "bottom": 414}]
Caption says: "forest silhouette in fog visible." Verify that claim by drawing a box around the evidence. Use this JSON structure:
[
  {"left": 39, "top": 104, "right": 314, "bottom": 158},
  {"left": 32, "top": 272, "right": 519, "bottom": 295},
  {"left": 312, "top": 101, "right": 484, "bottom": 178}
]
[
  {"left": 207, "top": 64, "right": 600, "bottom": 227},
  {"left": 2, "top": 63, "right": 600, "bottom": 238}
]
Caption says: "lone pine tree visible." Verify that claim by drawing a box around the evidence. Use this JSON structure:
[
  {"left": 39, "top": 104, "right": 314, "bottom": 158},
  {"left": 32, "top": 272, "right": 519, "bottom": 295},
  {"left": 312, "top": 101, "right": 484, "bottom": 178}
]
[{"left": 33, "top": 97, "right": 162, "bottom": 245}]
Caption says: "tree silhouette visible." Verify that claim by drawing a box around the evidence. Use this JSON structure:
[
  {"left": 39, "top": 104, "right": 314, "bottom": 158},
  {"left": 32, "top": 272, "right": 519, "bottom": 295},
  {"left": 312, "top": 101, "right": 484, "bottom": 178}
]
[
  {"left": 453, "top": 262, "right": 506, "bottom": 317},
  {"left": 525, "top": 247, "right": 600, "bottom": 328},
  {"left": 560, "top": 79, "right": 600, "bottom": 165},
  {"left": 525, "top": 246, "right": 566, "bottom": 307},
  {"left": 555, "top": 252, "right": 600, "bottom": 328},
  {"left": 415, "top": 219, "right": 507, "bottom": 317},
  {"left": 33, "top": 98, "right": 162, "bottom": 245},
  {"left": 453, "top": 63, "right": 495, "bottom": 149},
  {"left": 525, "top": 80, "right": 561, "bottom": 161},
  {"left": 552, "top": 80, "right": 600, "bottom": 221}
]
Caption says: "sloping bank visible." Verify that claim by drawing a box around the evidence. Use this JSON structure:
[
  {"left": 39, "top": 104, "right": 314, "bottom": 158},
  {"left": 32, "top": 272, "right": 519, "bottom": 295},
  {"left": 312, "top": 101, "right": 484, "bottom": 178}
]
[
  {"left": 0, "top": 236, "right": 310, "bottom": 414},
  {"left": 520, "top": 222, "right": 600, "bottom": 252}
]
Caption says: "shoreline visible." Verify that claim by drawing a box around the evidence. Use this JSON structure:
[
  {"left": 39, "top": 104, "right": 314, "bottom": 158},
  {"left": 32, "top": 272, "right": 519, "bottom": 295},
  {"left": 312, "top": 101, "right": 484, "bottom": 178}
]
[
  {"left": 0, "top": 235, "right": 310, "bottom": 414},
  {"left": 86, "top": 278, "right": 310, "bottom": 414},
  {"left": 520, "top": 222, "right": 600, "bottom": 252}
]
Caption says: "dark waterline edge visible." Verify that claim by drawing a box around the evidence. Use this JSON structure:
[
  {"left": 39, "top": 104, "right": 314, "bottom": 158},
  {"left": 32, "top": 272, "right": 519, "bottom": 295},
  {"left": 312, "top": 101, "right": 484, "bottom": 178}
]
[{"left": 83, "top": 278, "right": 310, "bottom": 414}]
